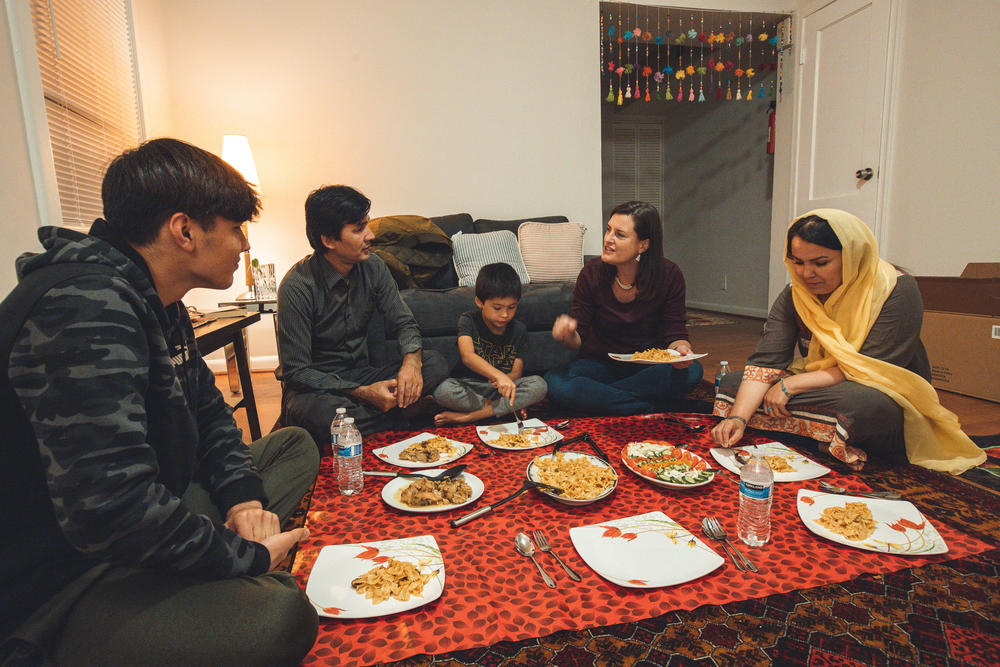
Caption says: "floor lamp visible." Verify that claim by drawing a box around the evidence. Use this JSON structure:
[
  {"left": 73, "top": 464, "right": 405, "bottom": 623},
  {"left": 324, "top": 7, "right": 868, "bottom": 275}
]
[{"left": 221, "top": 134, "right": 260, "bottom": 299}]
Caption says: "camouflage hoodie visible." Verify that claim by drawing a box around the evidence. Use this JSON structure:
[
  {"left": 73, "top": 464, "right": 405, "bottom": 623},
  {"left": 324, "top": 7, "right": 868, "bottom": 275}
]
[{"left": 1, "top": 225, "right": 270, "bottom": 640}]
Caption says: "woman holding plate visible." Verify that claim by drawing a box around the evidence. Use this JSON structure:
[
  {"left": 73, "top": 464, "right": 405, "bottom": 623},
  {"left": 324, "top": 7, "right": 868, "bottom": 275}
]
[
  {"left": 711, "top": 209, "right": 985, "bottom": 474},
  {"left": 545, "top": 201, "right": 703, "bottom": 415}
]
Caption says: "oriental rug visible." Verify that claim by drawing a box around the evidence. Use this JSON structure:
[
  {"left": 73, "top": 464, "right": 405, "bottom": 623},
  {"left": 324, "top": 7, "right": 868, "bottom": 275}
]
[{"left": 292, "top": 414, "right": 998, "bottom": 666}]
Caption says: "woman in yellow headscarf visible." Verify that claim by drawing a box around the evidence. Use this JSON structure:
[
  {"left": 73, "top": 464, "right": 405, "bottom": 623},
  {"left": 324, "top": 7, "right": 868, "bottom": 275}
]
[{"left": 711, "top": 209, "right": 985, "bottom": 474}]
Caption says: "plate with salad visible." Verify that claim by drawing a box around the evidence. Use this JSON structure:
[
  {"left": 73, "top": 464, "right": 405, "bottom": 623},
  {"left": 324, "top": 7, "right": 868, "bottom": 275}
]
[{"left": 620, "top": 440, "right": 715, "bottom": 489}]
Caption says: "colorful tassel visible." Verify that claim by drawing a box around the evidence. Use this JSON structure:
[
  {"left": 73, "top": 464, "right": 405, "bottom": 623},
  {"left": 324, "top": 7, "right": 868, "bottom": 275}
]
[
  {"left": 634, "top": 85, "right": 640, "bottom": 99},
  {"left": 677, "top": 86, "right": 683, "bottom": 102},
  {"left": 617, "top": 88, "right": 623, "bottom": 106},
  {"left": 698, "top": 85, "right": 705, "bottom": 102},
  {"left": 747, "top": 87, "right": 753, "bottom": 100},
  {"left": 736, "top": 86, "right": 742, "bottom": 101},
  {"left": 644, "top": 87, "right": 650, "bottom": 101},
  {"left": 726, "top": 83, "right": 732, "bottom": 100},
  {"left": 606, "top": 84, "right": 614, "bottom": 103},
  {"left": 759, "top": 84, "right": 765, "bottom": 98},
  {"left": 625, "top": 83, "right": 631, "bottom": 98},
  {"left": 665, "top": 83, "right": 671, "bottom": 100},
  {"left": 717, "top": 86, "right": 723, "bottom": 99},
  {"left": 688, "top": 86, "right": 695, "bottom": 101}
]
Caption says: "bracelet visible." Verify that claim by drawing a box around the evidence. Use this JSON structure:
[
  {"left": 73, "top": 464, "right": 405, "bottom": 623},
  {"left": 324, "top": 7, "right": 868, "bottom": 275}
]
[
  {"left": 721, "top": 415, "right": 747, "bottom": 426},
  {"left": 779, "top": 378, "right": 792, "bottom": 398}
]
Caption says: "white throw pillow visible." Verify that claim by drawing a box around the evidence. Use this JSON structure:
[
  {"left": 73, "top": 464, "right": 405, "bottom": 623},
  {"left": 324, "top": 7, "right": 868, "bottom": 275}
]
[
  {"left": 517, "top": 221, "right": 586, "bottom": 283},
  {"left": 451, "top": 230, "right": 531, "bottom": 287}
]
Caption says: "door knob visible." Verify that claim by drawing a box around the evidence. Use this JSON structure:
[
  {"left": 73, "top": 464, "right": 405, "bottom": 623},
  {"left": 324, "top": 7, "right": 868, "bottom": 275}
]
[{"left": 856, "top": 167, "right": 874, "bottom": 181}]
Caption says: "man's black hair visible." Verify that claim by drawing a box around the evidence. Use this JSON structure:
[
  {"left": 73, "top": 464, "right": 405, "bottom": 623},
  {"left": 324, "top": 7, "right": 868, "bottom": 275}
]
[
  {"left": 475, "top": 262, "right": 522, "bottom": 302},
  {"left": 304, "top": 185, "right": 372, "bottom": 251},
  {"left": 101, "top": 137, "right": 260, "bottom": 246}
]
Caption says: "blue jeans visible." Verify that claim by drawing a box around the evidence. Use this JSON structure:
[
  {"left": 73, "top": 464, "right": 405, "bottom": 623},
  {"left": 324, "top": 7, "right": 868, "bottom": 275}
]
[{"left": 544, "top": 357, "right": 704, "bottom": 415}]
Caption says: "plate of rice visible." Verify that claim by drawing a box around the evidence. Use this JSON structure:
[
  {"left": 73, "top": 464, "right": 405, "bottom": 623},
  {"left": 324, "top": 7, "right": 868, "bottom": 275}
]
[{"left": 526, "top": 450, "right": 618, "bottom": 506}]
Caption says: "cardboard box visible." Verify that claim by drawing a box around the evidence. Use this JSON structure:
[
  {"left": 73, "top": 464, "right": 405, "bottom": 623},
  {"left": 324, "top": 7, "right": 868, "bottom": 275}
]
[{"left": 916, "top": 263, "right": 1000, "bottom": 402}]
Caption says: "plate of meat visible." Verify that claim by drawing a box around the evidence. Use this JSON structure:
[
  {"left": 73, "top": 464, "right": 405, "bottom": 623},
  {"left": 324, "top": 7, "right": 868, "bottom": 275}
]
[{"left": 380, "top": 470, "right": 485, "bottom": 513}]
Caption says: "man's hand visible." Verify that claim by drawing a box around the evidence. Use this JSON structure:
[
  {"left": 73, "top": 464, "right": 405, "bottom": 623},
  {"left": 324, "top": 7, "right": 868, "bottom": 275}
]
[
  {"left": 352, "top": 380, "right": 398, "bottom": 412},
  {"left": 260, "top": 527, "right": 310, "bottom": 571},
  {"left": 225, "top": 501, "right": 281, "bottom": 541},
  {"left": 395, "top": 354, "right": 423, "bottom": 408}
]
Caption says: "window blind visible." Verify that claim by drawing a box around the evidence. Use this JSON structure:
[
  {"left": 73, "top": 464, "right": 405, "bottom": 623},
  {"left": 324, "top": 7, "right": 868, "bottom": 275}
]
[{"left": 30, "top": 0, "right": 142, "bottom": 229}]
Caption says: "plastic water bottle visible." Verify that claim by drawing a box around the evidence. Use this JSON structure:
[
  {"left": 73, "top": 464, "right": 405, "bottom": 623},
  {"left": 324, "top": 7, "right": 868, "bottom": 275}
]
[
  {"left": 737, "top": 452, "right": 773, "bottom": 546},
  {"left": 336, "top": 417, "right": 364, "bottom": 496},
  {"left": 330, "top": 407, "right": 347, "bottom": 456},
  {"left": 714, "top": 360, "right": 731, "bottom": 396}
]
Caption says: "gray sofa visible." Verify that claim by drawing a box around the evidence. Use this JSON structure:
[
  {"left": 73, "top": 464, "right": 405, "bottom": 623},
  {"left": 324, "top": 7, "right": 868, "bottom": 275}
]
[{"left": 366, "top": 213, "right": 583, "bottom": 376}]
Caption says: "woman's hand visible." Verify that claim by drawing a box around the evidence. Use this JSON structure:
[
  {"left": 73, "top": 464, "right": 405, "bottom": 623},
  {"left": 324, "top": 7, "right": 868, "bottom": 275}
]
[
  {"left": 551, "top": 314, "right": 581, "bottom": 349},
  {"left": 761, "top": 382, "right": 791, "bottom": 418},
  {"left": 711, "top": 417, "right": 746, "bottom": 448},
  {"left": 668, "top": 340, "right": 694, "bottom": 369}
]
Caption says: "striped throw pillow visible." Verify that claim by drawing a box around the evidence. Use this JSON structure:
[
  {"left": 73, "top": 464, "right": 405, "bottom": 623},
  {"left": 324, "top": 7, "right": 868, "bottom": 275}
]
[
  {"left": 451, "top": 230, "right": 531, "bottom": 287},
  {"left": 517, "top": 221, "right": 586, "bottom": 283}
]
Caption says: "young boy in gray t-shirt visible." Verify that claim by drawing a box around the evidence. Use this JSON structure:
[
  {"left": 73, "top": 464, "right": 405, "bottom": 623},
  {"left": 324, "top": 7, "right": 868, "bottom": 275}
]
[{"left": 432, "top": 262, "right": 547, "bottom": 425}]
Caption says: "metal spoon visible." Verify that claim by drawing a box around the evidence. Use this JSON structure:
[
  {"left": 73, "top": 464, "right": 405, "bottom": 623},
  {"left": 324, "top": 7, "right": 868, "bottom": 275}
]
[
  {"left": 363, "top": 464, "right": 467, "bottom": 480},
  {"left": 514, "top": 532, "right": 556, "bottom": 588},
  {"left": 662, "top": 416, "right": 707, "bottom": 433},
  {"left": 818, "top": 480, "right": 901, "bottom": 500}
]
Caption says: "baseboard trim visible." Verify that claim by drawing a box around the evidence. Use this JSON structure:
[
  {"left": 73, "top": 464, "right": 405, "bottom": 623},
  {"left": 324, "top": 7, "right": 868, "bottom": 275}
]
[
  {"left": 688, "top": 300, "right": 768, "bottom": 320},
  {"left": 206, "top": 355, "right": 279, "bottom": 374}
]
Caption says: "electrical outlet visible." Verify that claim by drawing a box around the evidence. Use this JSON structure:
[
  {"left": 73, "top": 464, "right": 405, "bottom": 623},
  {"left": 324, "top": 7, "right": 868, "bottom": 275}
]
[{"left": 720, "top": 273, "right": 728, "bottom": 291}]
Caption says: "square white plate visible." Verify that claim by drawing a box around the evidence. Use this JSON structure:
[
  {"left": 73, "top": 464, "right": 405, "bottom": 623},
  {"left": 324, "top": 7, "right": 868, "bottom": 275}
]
[
  {"left": 569, "top": 511, "right": 724, "bottom": 588},
  {"left": 609, "top": 352, "right": 708, "bottom": 365},
  {"left": 710, "top": 441, "right": 830, "bottom": 482},
  {"left": 380, "top": 471, "right": 485, "bottom": 513},
  {"left": 476, "top": 418, "right": 563, "bottom": 451},
  {"left": 305, "top": 535, "right": 445, "bottom": 619},
  {"left": 796, "top": 489, "right": 948, "bottom": 556},
  {"left": 372, "top": 432, "right": 475, "bottom": 468}
]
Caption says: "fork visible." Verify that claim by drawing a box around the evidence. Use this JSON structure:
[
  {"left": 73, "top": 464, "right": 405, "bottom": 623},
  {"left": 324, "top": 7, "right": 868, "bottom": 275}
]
[
  {"left": 706, "top": 517, "right": 758, "bottom": 573},
  {"left": 515, "top": 409, "right": 527, "bottom": 434},
  {"left": 532, "top": 530, "right": 581, "bottom": 581}
]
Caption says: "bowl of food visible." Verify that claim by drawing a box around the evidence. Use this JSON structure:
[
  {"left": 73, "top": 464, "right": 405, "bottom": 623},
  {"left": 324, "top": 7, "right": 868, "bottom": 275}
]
[
  {"left": 621, "top": 440, "right": 715, "bottom": 488},
  {"left": 526, "top": 450, "right": 618, "bottom": 506}
]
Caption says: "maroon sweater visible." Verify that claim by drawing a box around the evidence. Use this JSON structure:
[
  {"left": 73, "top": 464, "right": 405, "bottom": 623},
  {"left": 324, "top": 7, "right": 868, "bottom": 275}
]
[{"left": 571, "top": 257, "right": 690, "bottom": 359}]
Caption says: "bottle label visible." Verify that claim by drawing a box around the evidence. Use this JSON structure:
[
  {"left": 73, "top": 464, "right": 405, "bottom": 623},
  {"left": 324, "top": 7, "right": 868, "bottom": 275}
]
[
  {"left": 740, "top": 480, "right": 772, "bottom": 500},
  {"left": 337, "top": 443, "right": 361, "bottom": 458}
]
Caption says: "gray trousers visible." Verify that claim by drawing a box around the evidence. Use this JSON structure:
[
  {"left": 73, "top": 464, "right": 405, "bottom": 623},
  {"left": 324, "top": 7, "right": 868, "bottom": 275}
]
[
  {"left": 432, "top": 375, "right": 547, "bottom": 417},
  {"left": 7, "top": 427, "right": 321, "bottom": 667},
  {"left": 283, "top": 349, "right": 450, "bottom": 446}
]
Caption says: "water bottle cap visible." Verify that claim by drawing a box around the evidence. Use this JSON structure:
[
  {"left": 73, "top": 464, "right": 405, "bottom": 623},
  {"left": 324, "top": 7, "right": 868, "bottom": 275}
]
[
  {"left": 336, "top": 407, "right": 347, "bottom": 414},
  {"left": 344, "top": 417, "right": 355, "bottom": 424},
  {"left": 721, "top": 360, "right": 729, "bottom": 365}
]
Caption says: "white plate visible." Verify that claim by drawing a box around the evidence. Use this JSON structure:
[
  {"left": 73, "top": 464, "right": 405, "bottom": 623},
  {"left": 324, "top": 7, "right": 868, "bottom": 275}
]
[
  {"left": 526, "top": 451, "right": 618, "bottom": 506},
  {"left": 305, "top": 535, "right": 445, "bottom": 619},
  {"left": 796, "top": 489, "right": 948, "bottom": 556},
  {"left": 476, "top": 418, "right": 563, "bottom": 451},
  {"left": 380, "top": 471, "right": 485, "bottom": 513},
  {"left": 569, "top": 511, "right": 724, "bottom": 588},
  {"left": 608, "top": 352, "right": 708, "bottom": 365},
  {"left": 620, "top": 442, "right": 715, "bottom": 489},
  {"left": 372, "top": 432, "right": 475, "bottom": 468},
  {"left": 710, "top": 441, "right": 831, "bottom": 482}
]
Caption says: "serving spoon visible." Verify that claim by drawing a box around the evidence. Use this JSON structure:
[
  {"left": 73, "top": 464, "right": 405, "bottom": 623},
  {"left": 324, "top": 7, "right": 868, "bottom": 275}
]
[
  {"left": 363, "top": 464, "right": 467, "bottom": 480},
  {"left": 817, "top": 480, "right": 901, "bottom": 500}
]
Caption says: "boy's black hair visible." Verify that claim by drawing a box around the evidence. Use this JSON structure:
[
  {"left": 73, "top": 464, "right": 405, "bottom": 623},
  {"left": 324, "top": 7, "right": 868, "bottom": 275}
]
[
  {"left": 475, "top": 262, "right": 521, "bottom": 302},
  {"left": 304, "top": 185, "right": 372, "bottom": 251},
  {"left": 101, "top": 137, "right": 260, "bottom": 246}
]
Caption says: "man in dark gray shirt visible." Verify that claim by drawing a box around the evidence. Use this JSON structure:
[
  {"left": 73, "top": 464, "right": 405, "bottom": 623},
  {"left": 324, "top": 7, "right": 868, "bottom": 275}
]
[{"left": 276, "top": 185, "right": 448, "bottom": 448}]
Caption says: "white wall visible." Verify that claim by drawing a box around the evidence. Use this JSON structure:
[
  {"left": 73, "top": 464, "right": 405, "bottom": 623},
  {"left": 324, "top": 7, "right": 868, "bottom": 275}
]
[
  {"left": 881, "top": 1, "right": 1000, "bottom": 275},
  {"left": 131, "top": 0, "right": 603, "bottom": 368},
  {"left": 1, "top": 1, "right": 45, "bottom": 294}
]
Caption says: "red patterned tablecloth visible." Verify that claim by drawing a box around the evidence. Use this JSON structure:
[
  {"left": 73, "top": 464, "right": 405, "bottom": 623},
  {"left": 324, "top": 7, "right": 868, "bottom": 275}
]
[{"left": 292, "top": 414, "right": 993, "bottom": 666}]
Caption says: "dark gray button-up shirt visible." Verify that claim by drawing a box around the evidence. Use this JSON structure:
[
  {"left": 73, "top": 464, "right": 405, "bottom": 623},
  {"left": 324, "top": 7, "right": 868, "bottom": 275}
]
[{"left": 275, "top": 252, "right": 421, "bottom": 392}]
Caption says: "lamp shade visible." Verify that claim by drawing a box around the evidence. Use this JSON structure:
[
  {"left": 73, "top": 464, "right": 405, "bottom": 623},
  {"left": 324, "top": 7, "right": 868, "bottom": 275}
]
[{"left": 221, "top": 134, "right": 259, "bottom": 186}]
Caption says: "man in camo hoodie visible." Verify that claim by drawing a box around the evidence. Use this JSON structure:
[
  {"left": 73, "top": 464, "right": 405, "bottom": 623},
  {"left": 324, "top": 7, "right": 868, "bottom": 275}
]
[{"left": 0, "top": 138, "right": 319, "bottom": 665}]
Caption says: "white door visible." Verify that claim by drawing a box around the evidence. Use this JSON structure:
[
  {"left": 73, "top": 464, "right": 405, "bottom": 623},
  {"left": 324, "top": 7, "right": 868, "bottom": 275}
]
[
  {"left": 611, "top": 121, "right": 664, "bottom": 217},
  {"left": 794, "top": 0, "right": 892, "bottom": 232}
]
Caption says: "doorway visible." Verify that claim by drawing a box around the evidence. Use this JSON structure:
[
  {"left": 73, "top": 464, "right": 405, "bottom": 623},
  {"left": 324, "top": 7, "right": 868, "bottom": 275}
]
[{"left": 600, "top": 2, "right": 790, "bottom": 319}]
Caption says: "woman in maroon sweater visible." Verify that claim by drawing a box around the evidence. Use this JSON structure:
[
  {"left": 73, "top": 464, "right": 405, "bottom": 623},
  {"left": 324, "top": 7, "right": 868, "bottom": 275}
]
[{"left": 545, "top": 201, "right": 703, "bottom": 414}]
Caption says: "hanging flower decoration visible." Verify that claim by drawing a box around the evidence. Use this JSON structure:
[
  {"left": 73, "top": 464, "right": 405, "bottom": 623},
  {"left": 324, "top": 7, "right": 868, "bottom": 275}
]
[
  {"left": 643, "top": 31, "right": 653, "bottom": 41},
  {"left": 734, "top": 68, "right": 744, "bottom": 78},
  {"left": 675, "top": 70, "right": 686, "bottom": 80},
  {"left": 746, "top": 33, "right": 753, "bottom": 42},
  {"left": 697, "top": 32, "right": 707, "bottom": 43},
  {"left": 758, "top": 33, "right": 769, "bottom": 41},
  {"left": 642, "top": 66, "right": 653, "bottom": 77},
  {"left": 653, "top": 72, "right": 664, "bottom": 83},
  {"left": 663, "top": 66, "right": 674, "bottom": 74},
  {"left": 714, "top": 62, "right": 725, "bottom": 72},
  {"left": 609, "top": 26, "right": 615, "bottom": 36},
  {"left": 656, "top": 36, "right": 663, "bottom": 45},
  {"left": 687, "top": 29, "right": 697, "bottom": 39},
  {"left": 725, "top": 60, "right": 735, "bottom": 70},
  {"left": 615, "top": 66, "right": 625, "bottom": 76},
  {"left": 697, "top": 66, "right": 707, "bottom": 76},
  {"left": 735, "top": 36, "right": 744, "bottom": 46},
  {"left": 607, "top": 62, "right": 616, "bottom": 71},
  {"left": 624, "top": 64, "right": 634, "bottom": 74},
  {"left": 726, "top": 32, "right": 735, "bottom": 42},
  {"left": 768, "top": 36, "right": 779, "bottom": 45},
  {"left": 746, "top": 67, "right": 755, "bottom": 78},
  {"left": 685, "top": 65, "right": 695, "bottom": 75}
]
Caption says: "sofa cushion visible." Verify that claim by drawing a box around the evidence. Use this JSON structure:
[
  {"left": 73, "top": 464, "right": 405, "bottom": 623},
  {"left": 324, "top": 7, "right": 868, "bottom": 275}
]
[
  {"left": 430, "top": 213, "right": 474, "bottom": 237},
  {"left": 451, "top": 230, "right": 530, "bottom": 287},
  {"left": 473, "top": 215, "right": 569, "bottom": 235},
  {"left": 518, "top": 221, "right": 586, "bottom": 283}
]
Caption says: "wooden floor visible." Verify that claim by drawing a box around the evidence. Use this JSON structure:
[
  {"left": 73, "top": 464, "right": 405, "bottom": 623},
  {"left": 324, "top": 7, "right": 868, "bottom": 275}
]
[{"left": 219, "top": 312, "right": 1000, "bottom": 439}]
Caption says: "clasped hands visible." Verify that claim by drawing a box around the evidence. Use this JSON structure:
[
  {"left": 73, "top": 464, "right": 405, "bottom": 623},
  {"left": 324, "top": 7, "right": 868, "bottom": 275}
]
[
  {"left": 225, "top": 501, "right": 309, "bottom": 571},
  {"left": 353, "top": 355, "right": 423, "bottom": 412}
]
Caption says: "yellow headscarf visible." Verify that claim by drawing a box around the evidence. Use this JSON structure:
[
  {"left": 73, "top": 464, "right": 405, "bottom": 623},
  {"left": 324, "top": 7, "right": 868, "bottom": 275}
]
[{"left": 784, "top": 209, "right": 985, "bottom": 475}]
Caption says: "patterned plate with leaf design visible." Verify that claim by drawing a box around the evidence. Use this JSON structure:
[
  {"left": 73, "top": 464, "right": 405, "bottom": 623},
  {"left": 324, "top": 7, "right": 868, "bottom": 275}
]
[
  {"left": 797, "top": 489, "right": 948, "bottom": 556},
  {"left": 305, "top": 535, "right": 444, "bottom": 618},
  {"left": 568, "top": 511, "right": 724, "bottom": 588}
]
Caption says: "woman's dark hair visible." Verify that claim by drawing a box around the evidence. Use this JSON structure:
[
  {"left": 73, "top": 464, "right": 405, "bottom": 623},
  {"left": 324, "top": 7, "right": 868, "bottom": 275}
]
[
  {"left": 786, "top": 214, "right": 843, "bottom": 256},
  {"left": 304, "top": 185, "right": 372, "bottom": 251},
  {"left": 600, "top": 200, "right": 665, "bottom": 299},
  {"left": 475, "top": 262, "right": 522, "bottom": 302},
  {"left": 101, "top": 137, "right": 260, "bottom": 246}
]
